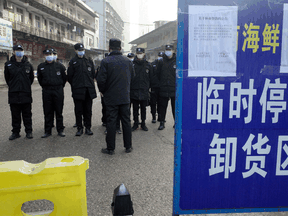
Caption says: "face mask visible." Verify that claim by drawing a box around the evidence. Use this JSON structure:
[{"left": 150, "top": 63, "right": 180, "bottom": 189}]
[
  {"left": 78, "top": 51, "right": 85, "bottom": 56},
  {"left": 15, "top": 51, "right": 24, "bottom": 57},
  {"left": 53, "top": 55, "right": 57, "bottom": 61},
  {"left": 46, "top": 55, "right": 54, "bottom": 62},
  {"left": 158, "top": 57, "right": 163, "bottom": 60},
  {"left": 137, "top": 54, "right": 144, "bottom": 59},
  {"left": 129, "top": 58, "right": 134, "bottom": 61},
  {"left": 165, "top": 51, "right": 172, "bottom": 57}
]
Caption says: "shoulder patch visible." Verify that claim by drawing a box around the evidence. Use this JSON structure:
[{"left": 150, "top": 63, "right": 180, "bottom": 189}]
[
  {"left": 8, "top": 64, "right": 11, "bottom": 66},
  {"left": 40, "top": 68, "right": 44, "bottom": 70},
  {"left": 73, "top": 62, "right": 77, "bottom": 64}
]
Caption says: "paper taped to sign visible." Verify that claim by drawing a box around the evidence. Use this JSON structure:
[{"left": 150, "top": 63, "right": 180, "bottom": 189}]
[{"left": 188, "top": 6, "right": 238, "bottom": 77}]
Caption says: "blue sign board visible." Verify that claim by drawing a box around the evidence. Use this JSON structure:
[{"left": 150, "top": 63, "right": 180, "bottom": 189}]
[{"left": 174, "top": 0, "right": 288, "bottom": 215}]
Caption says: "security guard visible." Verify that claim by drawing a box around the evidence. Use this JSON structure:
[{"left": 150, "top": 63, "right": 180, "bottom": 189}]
[
  {"left": 37, "top": 49, "right": 67, "bottom": 138},
  {"left": 130, "top": 47, "right": 153, "bottom": 131},
  {"left": 4, "top": 44, "right": 34, "bottom": 140},
  {"left": 127, "top": 53, "right": 135, "bottom": 61},
  {"left": 156, "top": 45, "right": 176, "bottom": 130},
  {"left": 67, "top": 43, "right": 96, "bottom": 136},
  {"left": 97, "top": 38, "right": 133, "bottom": 155},
  {"left": 150, "top": 51, "right": 164, "bottom": 123}
]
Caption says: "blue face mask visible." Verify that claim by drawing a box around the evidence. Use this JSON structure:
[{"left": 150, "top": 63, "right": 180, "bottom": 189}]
[
  {"left": 53, "top": 55, "right": 57, "bottom": 61},
  {"left": 78, "top": 51, "right": 85, "bottom": 56},
  {"left": 15, "top": 51, "right": 24, "bottom": 57},
  {"left": 165, "top": 50, "right": 172, "bottom": 57},
  {"left": 46, "top": 55, "right": 54, "bottom": 62},
  {"left": 158, "top": 57, "right": 163, "bottom": 60}
]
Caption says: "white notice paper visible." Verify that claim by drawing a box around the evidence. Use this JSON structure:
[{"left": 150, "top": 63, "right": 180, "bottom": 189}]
[{"left": 188, "top": 6, "right": 238, "bottom": 77}]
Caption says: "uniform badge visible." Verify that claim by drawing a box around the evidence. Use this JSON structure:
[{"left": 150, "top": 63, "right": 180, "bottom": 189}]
[
  {"left": 73, "top": 62, "right": 77, "bottom": 64},
  {"left": 8, "top": 64, "right": 11, "bottom": 66},
  {"left": 173, "top": 65, "right": 176, "bottom": 69},
  {"left": 26, "top": 69, "right": 30, "bottom": 73},
  {"left": 57, "top": 71, "right": 61, "bottom": 75},
  {"left": 40, "top": 68, "right": 44, "bottom": 70},
  {"left": 146, "top": 69, "right": 149, "bottom": 73},
  {"left": 88, "top": 67, "right": 91, "bottom": 71}
]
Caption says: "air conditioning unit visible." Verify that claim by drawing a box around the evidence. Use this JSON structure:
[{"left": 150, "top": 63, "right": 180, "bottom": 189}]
[
  {"left": 72, "top": 26, "right": 76, "bottom": 32},
  {"left": 4, "top": 0, "right": 13, "bottom": 10}
]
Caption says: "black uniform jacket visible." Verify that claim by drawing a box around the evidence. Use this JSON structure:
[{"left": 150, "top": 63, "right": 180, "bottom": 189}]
[
  {"left": 130, "top": 57, "right": 153, "bottom": 101},
  {"left": 97, "top": 50, "right": 134, "bottom": 106},
  {"left": 37, "top": 61, "right": 66, "bottom": 88},
  {"left": 4, "top": 55, "right": 34, "bottom": 104},
  {"left": 156, "top": 53, "right": 176, "bottom": 98},
  {"left": 67, "top": 55, "right": 97, "bottom": 100},
  {"left": 151, "top": 59, "right": 161, "bottom": 88}
]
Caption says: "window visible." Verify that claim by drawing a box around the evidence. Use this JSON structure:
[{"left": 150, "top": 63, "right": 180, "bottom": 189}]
[
  {"left": 49, "top": 21, "right": 54, "bottom": 33},
  {"left": 61, "top": 26, "right": 65, "bottom": 36},
  {"left": 29, "top": 13, "right": 32, "bottom": 25},
  {"left": 60, "top": 2, "right": 64, "bottom": 10},
  {"left": 35, "top": 16, "right": 41, "bottom": 28},
  {"left": 16, "top": 8, "right": 24, "bottom": 23}
]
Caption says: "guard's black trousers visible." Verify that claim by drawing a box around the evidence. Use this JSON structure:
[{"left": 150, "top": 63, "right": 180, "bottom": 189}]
[
  {"left": 150, "top": 88, "right": 159, "bottom": 117},
  {"left": 131, "top": 99, "right": 147, "bottom": 123},
  {"left": 74, "top": 90, "right": 93, "bottom": 130},
  {"left": 101, "top": 96, "right": 107, "bottom": 124},
  {"left": 106, "top": 104, "right": 132, "bottom": 150},
  {"left": 10, "top": 103, "right": 32, "bottom": 134},
  {"left": 102, "top": 96, "right": 121, "bottom": 129},
  {"left": 42, "top": 87, "right": 64, "bottom": 133},
  {"left": 158, "top": 96, "right": 175, "bottom": 122}
]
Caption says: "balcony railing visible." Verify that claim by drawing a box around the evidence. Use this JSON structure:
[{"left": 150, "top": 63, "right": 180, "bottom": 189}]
[{"left": 32, "top": 0, "right": 94, "bottom": 30}]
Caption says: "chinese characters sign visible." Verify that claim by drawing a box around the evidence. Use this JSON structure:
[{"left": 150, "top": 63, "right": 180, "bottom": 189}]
[
  {"left": 0, "top": 18, "right": 12, "bottom": 50},
  {"left": 174, "top": 0, "right": 288, "bottom": 215}
]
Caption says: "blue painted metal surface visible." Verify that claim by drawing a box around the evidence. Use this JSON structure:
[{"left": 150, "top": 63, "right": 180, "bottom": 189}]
[{"left": 173, "top": 0, "right": 288, "bottom": 215}]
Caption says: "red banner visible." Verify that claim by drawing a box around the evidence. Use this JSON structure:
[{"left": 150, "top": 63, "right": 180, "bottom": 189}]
[{"left": 13, "top": 39, "right": 66, "bottom": 59}]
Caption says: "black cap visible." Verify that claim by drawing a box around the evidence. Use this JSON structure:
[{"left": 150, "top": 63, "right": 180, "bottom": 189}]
[
  {"left": 74, "top": 43, "right": 85, "bottom": 51},
  {"left": 136, "top": 48, "right": 145, "bottom": 53},
  {"left": 43, "top": 49, "right": 52, "bottom": 55},
  {"left": 51, "top": 48, "right": 57, "bottom": 54},
  {"left": 158, "top": 51, "right": 164, "bottom": 57},
  {"left": 127, "top": 53, "right": 135, "bottom": 58},
  {"left": 165, "top": 45, "right": 173, "bottom": 50},
  {"left": 13, "top": 44, "right": 23, "bottom": 51},
  {"left": 109, "top": 38, "right": 121, "bottom": 49}
]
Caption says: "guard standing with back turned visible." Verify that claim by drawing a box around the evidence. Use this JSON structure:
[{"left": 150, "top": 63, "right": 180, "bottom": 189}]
[
  {"left": 97, "top": 38, "right": 133, "bottom": 155},
  {"left": 37, "top": 49, "right": 67, "bottom": 138},
  {"left": 67, "top": 43, "right": 97, "bottom": 136},
  {"left": 4, "top": 44, "right": 34, "bottom": 140}
]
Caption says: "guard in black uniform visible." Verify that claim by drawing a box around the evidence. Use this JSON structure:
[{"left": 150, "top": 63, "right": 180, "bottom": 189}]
[
  {"left": 156, "top": 45, "right": 176, "bottom": 130},
  {"left": 130, "top": 48, "right": 153, "bottom": 131},
  {"left": 4, "top": 44, "right": 34, "bottom": 140},
  {"left": 67, "top": 43, "right": 96, "bottom": 136},
  {"left": 150, "top": 51, "right": 164, "bottom": 123},
  {"left": 97, "top": 38, "right": 134, "bottom": 155},
  {"left": 127, "top": 53, "right": 135, "bottom": 61},
  {"left": 37, "top": 49, "right": 67, "bottom": 138}
]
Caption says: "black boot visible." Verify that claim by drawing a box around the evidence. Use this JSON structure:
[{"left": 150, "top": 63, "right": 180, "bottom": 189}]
[
  {"left": 141, "top": 122, "right": 148, "bottom": 131},
  {"left": 158, "top": 121, "right": 165, "bottom": 130},
  {"left": 85, "top": 128, "right": 93, "bottom": 135},
  {"left": 75, "top": 128, "right": 83, "bottom": 136},
  {"left": 131, "top": 122, "right": 138, "bottom": 131},
  {"left": 9, "top": 133, "right": 21, "bottom": 140},
  {"left": 152, "top": 114, "right": 156, "bottom": 123}
]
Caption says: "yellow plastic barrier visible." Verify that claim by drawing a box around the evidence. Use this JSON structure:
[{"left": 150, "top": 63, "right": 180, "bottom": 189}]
[{"left": 0, "top": 156, "right": 89, "bottom": 216}]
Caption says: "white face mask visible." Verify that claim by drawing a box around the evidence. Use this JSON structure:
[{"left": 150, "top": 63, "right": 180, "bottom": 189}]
[
  {"left": 165, "top": 50, "right": 172, "bottom": 57},
  {"left": 137, "top": 54, "right": 144, "bottom": 59},
  {"left": 129, "top": 58, "right": 134, "bottom": 61},
  {"left": 158, "top": 57, "right": 163, "bottom": 60},
  {"left": 53, "top": 55, "right": 57, "bottom": 61}
]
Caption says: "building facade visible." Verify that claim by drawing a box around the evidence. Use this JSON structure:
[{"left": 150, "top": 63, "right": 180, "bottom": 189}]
[
  {"left": 86, "top": 0, "right": 124, "bottom": 51},
  {"left": 0, "top": 0, "right": 102, "bottom": 85},
  {"left": 129, "top": 20, "right": 177, "bottom": 62}
]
